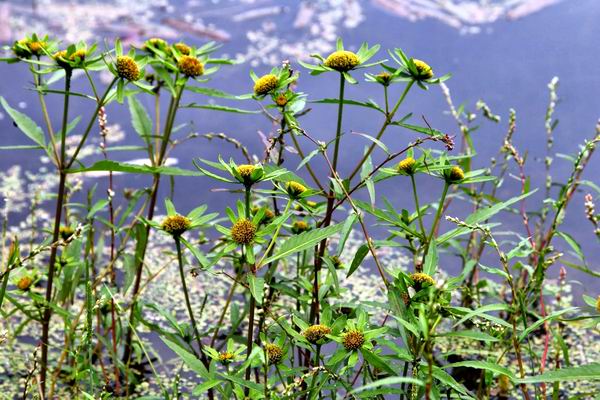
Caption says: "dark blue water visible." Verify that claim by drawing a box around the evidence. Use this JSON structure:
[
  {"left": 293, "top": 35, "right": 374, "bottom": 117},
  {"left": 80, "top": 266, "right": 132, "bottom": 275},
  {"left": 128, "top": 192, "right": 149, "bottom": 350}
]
[{"left": 0, "top": 0, "right": 598, "bottom": 291}]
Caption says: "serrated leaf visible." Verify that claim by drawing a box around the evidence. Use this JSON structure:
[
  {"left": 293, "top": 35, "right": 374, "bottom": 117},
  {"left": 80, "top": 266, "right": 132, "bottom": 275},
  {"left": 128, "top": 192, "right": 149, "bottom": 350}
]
[
  {"left": 128, "top": 96, "right": 153, "bottom": 144},
  {"left": 1, "top": 96, "right": 45, "bottom": 148}
]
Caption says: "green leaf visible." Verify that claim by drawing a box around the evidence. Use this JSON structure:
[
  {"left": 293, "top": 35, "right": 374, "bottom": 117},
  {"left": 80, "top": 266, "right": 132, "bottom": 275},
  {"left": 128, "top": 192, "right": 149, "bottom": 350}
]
[
  {"left": 347, "top": 244, "right": 369, "bottom": 278},
  {"left": 556, "top": 231, "right": 585, "bottom": 262},
  {"left": 69, "top": 160, "right": 204, "bottom": 176},
  {"left": 128, "top": 96, "right": 153, "bottom": 144},
  {"left": 360, "top": 349, "right": 397, "bottom": 375},
  {"left": 423, "top": 240, "right": 438, "bottom": 275},
  {"left": 438, "top": 330, "right": 499, "bottom": 342},
  {"left": 247, "top": 274, "right": 264, "bottom": 305},
  {"left": 0, "top": 96, "right": 46, "bottom": 148},
  {"left": 444, "top": 361, "right": 516, "bottom": 381},
  {"left": 517, "top": 307, "right": 577, "bottom": 343},
  {"left": 161, "top": 337, "right": 210, "bottom": 379},
  {"left": 184, "top": 103, "right": 258, "bottom": 114},
  {"left": 262, "top": 223, "right": 343, "bottom": 265},
  {"left": 312, "top": 98, "right": 384, "bottom": 114},
  {"left": 438, "top": 190, "right": 537, "bottom": 243},
  {"left": 185, "top": 86, "right": 252, "bottom": 100},
  {"left": 351, "top": 376, "right": 423, "bottom": 394},
  {"left": 518, "top": 362, "right": 600, "bottom": 384}
]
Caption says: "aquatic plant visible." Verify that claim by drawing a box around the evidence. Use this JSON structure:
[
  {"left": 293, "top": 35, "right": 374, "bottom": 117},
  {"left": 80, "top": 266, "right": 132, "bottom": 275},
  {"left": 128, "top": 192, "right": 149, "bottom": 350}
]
[{"left": 0, "top": 34, "right": 599, "bottom": 400}]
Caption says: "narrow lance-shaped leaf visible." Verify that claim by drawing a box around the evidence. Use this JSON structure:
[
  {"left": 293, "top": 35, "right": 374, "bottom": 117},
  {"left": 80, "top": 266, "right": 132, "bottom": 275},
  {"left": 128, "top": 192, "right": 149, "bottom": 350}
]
[{"left": 262, "top": 223, "right": 344, "bottom": 265}]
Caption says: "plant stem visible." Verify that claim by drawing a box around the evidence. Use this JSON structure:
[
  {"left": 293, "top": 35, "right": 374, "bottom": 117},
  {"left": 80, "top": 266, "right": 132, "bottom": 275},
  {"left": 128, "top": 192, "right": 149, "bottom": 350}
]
[
  {"left": 175, "top": 238, "right": 203, "bottom": 355},
  {"left": 40, "top": 69, "right": 73, "bottom": 396},
  {"left": 310, "top": 73, "right": 346, "bottom": 324},
  {"left": 122, "top": 83, "right": 185, "bottom": 365},
  {"left": 40, "top": 171, "right": 67, "bottom": 397},
  {"left": 423, "top": 182, "right": 449, "bottom": 267},
  {"left": 410, "top": 174, "right": 427, "bottom": 241},
  {"left": 348, "top": 80, "right": 414, "bottom": 181}
]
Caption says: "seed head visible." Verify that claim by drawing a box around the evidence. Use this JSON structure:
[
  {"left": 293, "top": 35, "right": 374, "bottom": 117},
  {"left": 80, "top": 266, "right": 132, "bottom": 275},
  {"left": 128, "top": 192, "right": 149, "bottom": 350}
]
[
  {"left": 275, "top": 94, "right": 288, "bottom": 107},
  {"left": 324, "top": 50, "right": 359, "bottom": 72},
  {"left": 231, "top": 218, "right": 256, "bottom": 245},
  {"left": 412, "top": 59, "right": 434, "bottom": 80},
  {"left": 265, "top": 343, "right": 283, "bottom": 364},
  {"left": 410, "top": 272, "right": 435, "bottom": 289},
  {"left": 161, "top": 215, "right": 191, "bottom": 236},
  {"left": 59, "top": 226, "right": 75, "bottom": 241},
  {"left": 173, "top": 42, "right": 191, "bottom": 55},
  {"left": 303, "top": 324, "right": 332, "bottom": 344},
  {"left": 253, "top": 74, "right": 279, "bottom": 96},
  {"left": 447, "top": 166, "right": 465, "bottom": 183},
  {"left": 286, "top": 181, "right": 307, "bottom": 198},
  {"left": 17, "top": 276, "right": 33, "bottom": 291},
  {"left": 397, "top": 157, "right": 417, "bottom": 175},
  {"left": 115, "top": 56, "right": 140, "bottom": 81},
  {"left": 342, "top": 329, "right": 365, "bottom": 351},
  {"left": 178, "top": 56, "right": 204, "bottom": 77},
  {"left": 292, "top": 220, "right": 310, "bottom": 234},
  {"left": 218, "top": 351, "right": 235, "bottom": 364}
]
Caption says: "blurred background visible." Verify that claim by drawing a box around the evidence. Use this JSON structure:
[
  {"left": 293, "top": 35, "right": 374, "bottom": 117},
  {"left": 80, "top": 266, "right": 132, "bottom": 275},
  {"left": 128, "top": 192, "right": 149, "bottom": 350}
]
[{"left": 0, "top": 0, "right": 598, "bottom": 286}]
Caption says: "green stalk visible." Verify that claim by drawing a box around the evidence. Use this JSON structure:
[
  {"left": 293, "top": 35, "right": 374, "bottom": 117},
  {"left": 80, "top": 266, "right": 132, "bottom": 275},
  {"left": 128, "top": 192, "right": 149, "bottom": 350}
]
[
  {"left": 175, "top": 237, "right": 204, "bottom": 356},
  {"left": 40, "top": 69, "right": 73, "bottom": 396},
  {"left": 348, "top": 80, "right": 415, "bottom": 181},
  {"left": 310, "top": 72, "right": 346, "bottom": 324},
  {"left": 424, "top": 182, "right": 449, "bottom": 259},
  {"left": 65, "top": 77, "right": 118, "bottom": 169},
  {"left": 331, "top": 73, "right": 346, "bottom": 173},
  {"left": 122, "top": 82, "right": 186, "bottom": 366},
  {"left": 410, "top": 174, "right": 427, "bottom": 241}
]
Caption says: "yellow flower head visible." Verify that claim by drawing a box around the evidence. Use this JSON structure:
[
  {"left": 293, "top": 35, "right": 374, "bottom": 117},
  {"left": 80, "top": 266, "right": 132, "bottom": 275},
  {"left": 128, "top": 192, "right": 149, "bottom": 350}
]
[
  {"left": 178, "top": 55, "right": 204, "bottom": 77},
  {"left": 59, "top": 226, "right": 75, "bottom": 241},
  {"left": 17, "top": 276, "right": 33, "bottom": 291},
  {"left": 324, "top": 50, "right": 360, "bottom": 72},
  {"left": 231, "top": 218, "right": 256, "bottom": 245},
  {"left": 28, "top": 41, "right": 46, "bottom": 55},
  {"left": 303, "top": 324, "right": 332, "bottom": 344},
  {"left": 410, "top": 272, "right": 435, "bottom": 289},
  {"left": 447, "top": 166, "right": 465, "bottom": 183},
  {"left": 236, "top": 164, "right": 263, "bottom": 185},
  {"left": 342, "top": 329, "right": 365, "bottom": 351},
  {"left": 54, "top": 49, "right": 86, "bottom": 68},
  {"left": 265, "top": 343, "right": 283, "bottom": 364},
  {"left": 596, "top": 295, "right": 600, "bottom": 313},
  {"left": 397, "top": 157, "right": 417, "bottom": 175},
  {"left": 253, "top": 74, "right": 278, "bottom": 96},
  {"left": 252, "top": 206, "right": 275, "bottom": 224},
  {"left": 173, "top": 42, "right": 191, "bottom": 55},
  {"left": 376, "top": 71, "right": 393, "bottom": 86},
  {"left": 412, "top": 59, "right": 434, "bottom": 80},
  {"left": 218, "top": 351, "right": 235, "bottom": 364},
  {"left": 161, "top": 215, "right": 191, "bottom": 236},
  {"left": 331, "top": 255, "right": 344, "bottom": 269},
  {"left": 286, "top": 181, "right": 307, "bottom": 198},
  {"left": 144, "top": 38, "right": 168, "bottom": 53},
  {"left": 292, "top": 220, "right": 310, "bottom": 234},
  {"left": 115, "top": 56, "right": 140, "bottom": 81}
]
